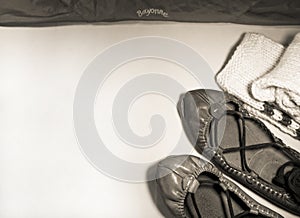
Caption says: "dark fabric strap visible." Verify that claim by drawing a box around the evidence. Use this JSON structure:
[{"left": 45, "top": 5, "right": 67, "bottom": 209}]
[{"left": 2, "top": 0, "right": 300, "bottom": 26}]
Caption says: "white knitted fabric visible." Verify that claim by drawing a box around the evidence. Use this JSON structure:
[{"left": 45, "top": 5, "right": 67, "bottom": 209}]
[
  {"left": 216, "top": 33, "right": 300, "bottom": 138},
  {"left": 216, "top": 33, "right": 284, "bottom": 111},
  {"left": 252, "top": 33, "right": 300, "bottom": 124}
]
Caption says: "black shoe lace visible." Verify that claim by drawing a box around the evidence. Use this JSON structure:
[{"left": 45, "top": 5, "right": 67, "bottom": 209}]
[
  {"left": 189, "top": 179, "right": 263, "bottom": 218},
  {"left": 210, "top": 108, "right": 281, "bottom": 173}
]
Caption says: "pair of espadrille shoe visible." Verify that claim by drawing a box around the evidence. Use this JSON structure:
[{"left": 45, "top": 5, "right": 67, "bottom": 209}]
[{"left": 156, "top": 89, "right": 300, "bottom": 218}]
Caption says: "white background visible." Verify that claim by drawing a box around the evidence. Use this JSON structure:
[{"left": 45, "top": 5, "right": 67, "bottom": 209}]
[{"left": 1, "top": 22, "right": 300, "bottom": 217}]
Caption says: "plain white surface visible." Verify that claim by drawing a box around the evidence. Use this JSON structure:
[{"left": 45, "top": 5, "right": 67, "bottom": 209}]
[{"left": 1, "top": 22, "right": 300, "bottom": 217}]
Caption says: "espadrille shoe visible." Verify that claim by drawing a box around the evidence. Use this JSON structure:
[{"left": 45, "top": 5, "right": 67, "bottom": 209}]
[{"left": 156, "top": 155, "right": 283, "bottom": 218}]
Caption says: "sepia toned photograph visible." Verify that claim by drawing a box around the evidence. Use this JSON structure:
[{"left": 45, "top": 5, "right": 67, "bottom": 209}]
[{"left": 0, "top": 1, "right": 300, "bottom": 217}]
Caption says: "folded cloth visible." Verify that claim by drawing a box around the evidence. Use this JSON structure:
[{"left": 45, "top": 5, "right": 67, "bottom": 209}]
[
  {"left": 216, "top": 32, "right": 300, "bottom": 139},
  {"left": 252, "top": 33, "right": 300, "bottom": 124}
]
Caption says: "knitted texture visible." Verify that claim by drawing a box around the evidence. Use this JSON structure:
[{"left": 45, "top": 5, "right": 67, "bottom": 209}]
[
  {"left": 216, "top": 33, "right": 284, "bottom": 111},
  {"left": 252, "top": 33, "right": 300, "bottom": 124},
  {"left": 216, "top": 33, "right": 300, "bottom": 138}
]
